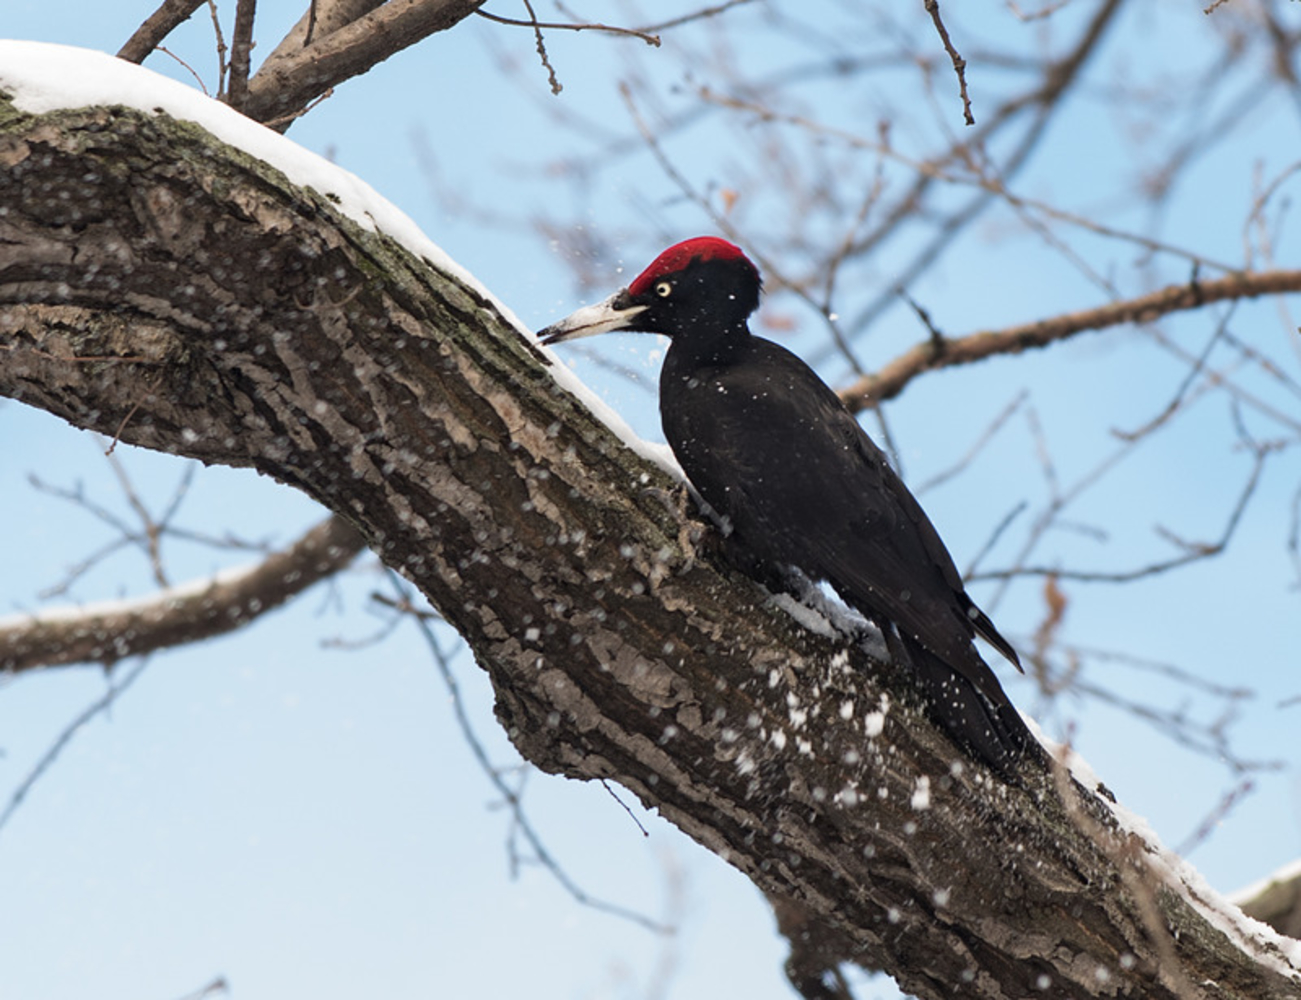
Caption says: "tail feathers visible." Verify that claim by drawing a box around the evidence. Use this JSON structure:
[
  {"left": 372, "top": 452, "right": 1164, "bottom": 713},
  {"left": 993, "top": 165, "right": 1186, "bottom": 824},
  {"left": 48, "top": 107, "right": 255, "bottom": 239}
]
[{"left": 894, "top": 632, "right": 1037, "bottom": 775}]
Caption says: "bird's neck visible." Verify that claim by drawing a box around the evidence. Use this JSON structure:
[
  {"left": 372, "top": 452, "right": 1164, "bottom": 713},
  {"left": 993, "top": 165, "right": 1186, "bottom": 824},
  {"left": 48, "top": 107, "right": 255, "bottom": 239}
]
[{"left": 665, "top": 321, "right": 752, "bottom": 369}]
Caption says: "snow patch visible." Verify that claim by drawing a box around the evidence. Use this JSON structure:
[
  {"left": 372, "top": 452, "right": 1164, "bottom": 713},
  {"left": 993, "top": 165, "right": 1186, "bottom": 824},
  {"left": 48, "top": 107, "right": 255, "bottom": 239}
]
[
  {"left": 1108, "top": 799, "right": 1301, "bottom": 978},
  {"left": 0, "top": 42, "right": 488, "bottom": 298},
  {"left": 768, "top": 593, "right": 839, "bottom": 639},
  {"left": 864, "top": 694, "right": 890, "bottom": 737},
  {"left": 1039, "top": 733, "right": 1301, "bottom": 980}
]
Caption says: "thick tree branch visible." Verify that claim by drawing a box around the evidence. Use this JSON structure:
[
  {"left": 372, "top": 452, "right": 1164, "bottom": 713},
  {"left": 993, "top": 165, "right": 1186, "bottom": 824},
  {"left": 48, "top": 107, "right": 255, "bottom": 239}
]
[
  {"left": 243, "top": 0, "right": 487, "bottom": 126},
  {"left": 117, "top": 0, "right": 208, "bottom": 64},
  {"left": 1, "top": 96, "right": 1297, "bottom": 999},
  {"left": 0, "top": 514, "right": 365, "bottom": 673},
  {"left": 262, "top": 0, "right": 388, "bottom": 61}
]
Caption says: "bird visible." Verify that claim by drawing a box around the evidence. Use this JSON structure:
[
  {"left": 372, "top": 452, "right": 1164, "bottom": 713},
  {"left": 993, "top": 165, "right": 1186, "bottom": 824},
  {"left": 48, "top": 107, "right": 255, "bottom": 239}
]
[{"left": 538, "top": 236, "right": 1036, "bottom": 773}]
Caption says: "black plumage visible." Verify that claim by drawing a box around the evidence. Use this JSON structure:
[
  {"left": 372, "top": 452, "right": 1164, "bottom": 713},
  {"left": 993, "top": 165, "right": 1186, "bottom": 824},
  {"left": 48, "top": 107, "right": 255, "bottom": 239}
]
[{"left": 539, "top": 237, "right": 1035, "bottom": 772}]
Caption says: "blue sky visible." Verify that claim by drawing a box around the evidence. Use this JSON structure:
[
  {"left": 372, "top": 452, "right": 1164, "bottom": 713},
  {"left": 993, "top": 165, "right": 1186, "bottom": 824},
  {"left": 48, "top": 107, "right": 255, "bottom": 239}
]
[{"left": 3, "top": 3, "right": 1300, "bottom": 999}]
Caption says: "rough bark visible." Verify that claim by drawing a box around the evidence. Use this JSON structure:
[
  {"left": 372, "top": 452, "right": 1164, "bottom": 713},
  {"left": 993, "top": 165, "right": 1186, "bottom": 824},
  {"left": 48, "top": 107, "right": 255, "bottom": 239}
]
[{"left": 1, "top": 98, "right": 1297, "bottom": 1000}]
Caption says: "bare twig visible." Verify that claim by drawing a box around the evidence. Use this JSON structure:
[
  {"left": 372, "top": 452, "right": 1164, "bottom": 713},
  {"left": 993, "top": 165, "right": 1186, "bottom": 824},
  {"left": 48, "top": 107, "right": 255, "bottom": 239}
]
[
  {"left": 170, "top": 977, "right": 230, "bottom": 1000},
  {"left": 104, "top": 447, "right": 191, "bottom": 587},
  {"left": 262, "top": 87, "right": 335, "bottom": 130},
  {"left": 1175, "top": 780, "right": 1255, "bottom": 856},
  {"left": 1113, "top": 296, "right": 1235, "bottom": 441},
  {"left": 0, "top": 658, "right": 152, "bottom": 835},
  {"left": 917, "top": 390, "right": 1028, "bottom": 495},
  {"left": 600, "top": 778, "right": 651, "bottom": 837},
  {"left": 525, "top": 0, "right": 562, "bottom": 94},
  {"left": 205, "top": 0, "right": 230, "bottom": 97},
  {"left": 701, "top": 89, "right": 1239, "bottom": 279},
  {"left": 1069, "top": 676, "right": 1270, "bottom": 772},
  {"left": 1007, "top": 0, "right": 1074, "bottom": 21},
  {"left": 476, "top": 4, "right": 661, "bottom": 46},
  {"left": 637, "top": 0, "right": 756, "bottom": 33},
  {"left": 154, "top": 46, "right": 212, "bottom": 95},
  {"left": 974, "top": 441, "right": 1272, "bottom": 585},
  {"left": 922, "top": 0, "right": 975, "bottom": 125}
]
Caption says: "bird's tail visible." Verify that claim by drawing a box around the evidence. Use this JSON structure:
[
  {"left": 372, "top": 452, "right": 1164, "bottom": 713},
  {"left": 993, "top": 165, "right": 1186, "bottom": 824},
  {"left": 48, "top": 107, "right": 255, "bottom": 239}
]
[{"left": 893, "top": 632, "right": 1039, "bottom": 776}]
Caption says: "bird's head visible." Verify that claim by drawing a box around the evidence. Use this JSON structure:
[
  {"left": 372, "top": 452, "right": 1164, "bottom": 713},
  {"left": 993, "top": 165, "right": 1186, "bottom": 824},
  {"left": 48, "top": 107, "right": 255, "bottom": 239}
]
[{"left": 539, "top": 237, "right": 762, "bottom": 346}]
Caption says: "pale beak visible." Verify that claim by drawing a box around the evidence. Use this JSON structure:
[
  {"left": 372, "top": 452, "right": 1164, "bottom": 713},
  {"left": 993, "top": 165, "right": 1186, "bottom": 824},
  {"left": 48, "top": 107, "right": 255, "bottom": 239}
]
[{"left": 538, "top": 288, "right": 649, "bottom": 345}]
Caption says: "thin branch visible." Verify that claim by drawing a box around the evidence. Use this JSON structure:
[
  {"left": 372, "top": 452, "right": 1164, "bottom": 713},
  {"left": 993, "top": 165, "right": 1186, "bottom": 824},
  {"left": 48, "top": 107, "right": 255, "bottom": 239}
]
[
  {"left": 475, "top": 5, "right": 660, "bottom": 46},
  {"left": 205, "top": 0, "right": 230, "bottom": 98},
  {"left": 262, "top": 87, "right": 335, "bottom": 130},
  {"left": 974, "top": 441, "right": 1271, "bottom": 585},
  {"left": 917, "top": 390, "right": 1028, "bottom": 495},
  {"left": 169, "top": 977, "right": 229, "bottom": 1000},
  {"left": 840, "top": 269, "right": 1301, "bottom": 408},
  {"left": 1112, "top": 295, "right": 1235, "bottom": 441},
  {"left": 1175, "top": 780, "right": 1255, "bottom": 856},
  {"left": 0, "top": 658, "right": 152, "bottom": 835},
  {"left": 524, "top": 0, "right": 562, "bottom": 94},
  {"left": 104, "top": 446, "right": 187, "bottom": 588},
  {"left": 701, "top": 89, "right": 1239, "bottom": 279},
  {"left": 842, "top": 0, "right": 1127, "bottom": 341},
  {"left": 1069, "top": 675, "right": 1271, "bottom": 772},
  {"left": 1007, "top": 0, "right": 1074, "bottom": 21},
  {"left": 154, "top": 46, "right": 212, "bottom": 95},
  {"left": 636, "top": 0, "right": 756, "bottom": 33},
  {"left": 922, "top": 0, "right": 975, "bottom": 125}
]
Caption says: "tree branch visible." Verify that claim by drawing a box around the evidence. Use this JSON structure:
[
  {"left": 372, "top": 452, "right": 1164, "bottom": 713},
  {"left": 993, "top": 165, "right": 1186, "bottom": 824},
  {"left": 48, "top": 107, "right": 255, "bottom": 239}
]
[
  {"left": 243, "top": 0, "right": 487, "bottom": 127},
  {"left": 841, "top": 269, "right": 1301, "bottom": 407},
  {"left": 117, "top": 0, "right": 208, "bottom": 64},
  {"left": 0, "top": 514, "right": 365, "bottom": 673},
  {"left": 225, "top": 0, "right": 258, "bottom": 111},
  {"left": 1, "top": 94, "right": 1298, "bottom": 1000}
]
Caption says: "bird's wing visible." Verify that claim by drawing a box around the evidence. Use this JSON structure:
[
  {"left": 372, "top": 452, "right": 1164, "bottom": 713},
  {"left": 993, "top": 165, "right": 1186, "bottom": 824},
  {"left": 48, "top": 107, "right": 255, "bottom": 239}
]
[{"left": 663, "top": 339, "right": 1017, "bottom": 702}]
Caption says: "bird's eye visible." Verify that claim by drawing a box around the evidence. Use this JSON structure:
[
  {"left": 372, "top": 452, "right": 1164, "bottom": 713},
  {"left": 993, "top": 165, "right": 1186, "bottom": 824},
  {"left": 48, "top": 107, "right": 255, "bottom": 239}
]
[{"left": 655, "top": 281, "right": 673, "bottom": 298}]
